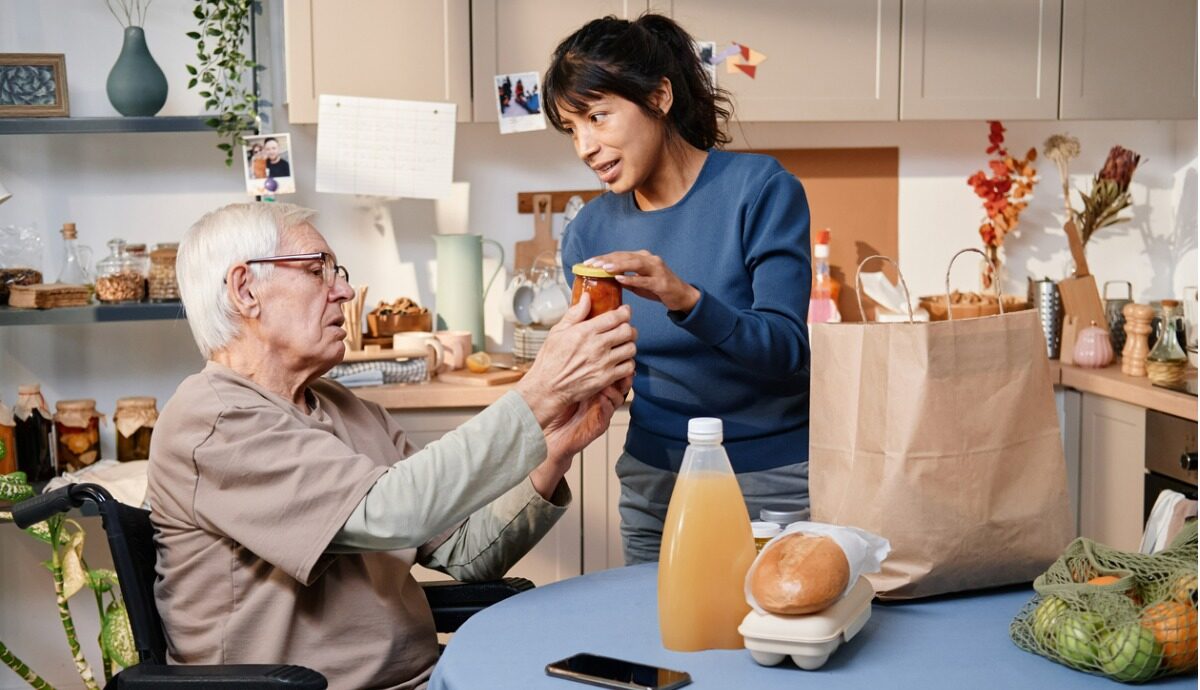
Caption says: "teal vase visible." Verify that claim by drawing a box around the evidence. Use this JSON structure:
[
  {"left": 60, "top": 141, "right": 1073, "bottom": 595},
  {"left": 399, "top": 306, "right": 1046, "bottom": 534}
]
[{"left": 106, "top": 27, "right": 168, "bottom": 116}]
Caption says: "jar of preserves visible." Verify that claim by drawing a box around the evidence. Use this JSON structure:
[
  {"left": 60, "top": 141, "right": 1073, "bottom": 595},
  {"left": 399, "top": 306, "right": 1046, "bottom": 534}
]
[
  {"left": 54, "top": 399, "right": 102, "bottom": 473},
  {"left": 95, "top": 238, "right": 146, "bottom": 303},
  {"left": 114, "top": 396, "right": 157, "bottom": 462},
  {"left": 148, "top": 242, "right": 180, "bottom": 302},
  {"left": 570, "top": 264, "right": 622, "bottom": 319},
  {"left": 14, "top": 384, "right": 55, "bottom": 482},
  {"left": 126, "top": 243, "right": 150, "bottom": 299},
  {"left": 0, "top": 397, "right": 17, "bottom": 475}
]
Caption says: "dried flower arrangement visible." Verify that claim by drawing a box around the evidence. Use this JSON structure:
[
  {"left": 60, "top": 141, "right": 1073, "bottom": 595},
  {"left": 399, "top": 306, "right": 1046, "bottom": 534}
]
[
  {"left": 1043, "top": 135, "right": 1142, "bottom": 246},
  {"left": 967, "top": 121, "right": 1039, "bottom": 288}
]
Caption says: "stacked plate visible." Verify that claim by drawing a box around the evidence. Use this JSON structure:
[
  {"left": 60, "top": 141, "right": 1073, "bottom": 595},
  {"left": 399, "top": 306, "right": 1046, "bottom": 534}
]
[{"left": 514, "top": 325, "right": 551, "bottom": 363}]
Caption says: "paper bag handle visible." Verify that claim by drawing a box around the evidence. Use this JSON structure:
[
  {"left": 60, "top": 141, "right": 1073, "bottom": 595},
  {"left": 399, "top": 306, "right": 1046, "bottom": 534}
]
[
  {"left": 944, "top": 248, "right": 1006, "bottom": 321},
  {"left": 854, "top": 255, "right": 915, "bottom": 323}
]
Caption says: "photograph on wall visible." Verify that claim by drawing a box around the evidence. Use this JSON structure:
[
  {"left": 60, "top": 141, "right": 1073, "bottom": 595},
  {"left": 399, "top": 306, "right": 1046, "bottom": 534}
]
[
  {"left": 241, "top": 133, "right": 296, "bottom": 196},
  {"left": 0, "top": 53, "right": 69, "bottom": 117},
  {"left": 494, "top": 71, "right": 546, "bottom": 135}
]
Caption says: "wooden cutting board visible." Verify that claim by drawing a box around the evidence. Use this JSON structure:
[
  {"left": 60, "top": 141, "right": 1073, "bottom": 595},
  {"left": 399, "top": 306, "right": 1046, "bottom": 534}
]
[
  {"left": 514, "top": 193, "right": 557, "bottom": 275},
  {"left": 1057, "top": 219, "right": 1108, "bottom": 338},
  {"left": 437, "top": 368, "right": 525, "bottom": 386}
]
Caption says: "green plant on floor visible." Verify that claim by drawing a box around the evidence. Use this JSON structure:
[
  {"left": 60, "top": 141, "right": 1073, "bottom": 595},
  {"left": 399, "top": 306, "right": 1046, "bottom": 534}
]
[
  {"left": 0, "top": 473, "right": 135, "bottom": 690},
  {"left": 186, "top": 0, "right": 262, "bottom": 167}
]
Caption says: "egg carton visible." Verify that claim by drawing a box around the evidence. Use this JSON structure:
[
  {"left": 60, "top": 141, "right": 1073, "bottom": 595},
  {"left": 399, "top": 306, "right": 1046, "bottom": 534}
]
[{"left": 738, "top": 576, "right": 874, "bottom": 670}]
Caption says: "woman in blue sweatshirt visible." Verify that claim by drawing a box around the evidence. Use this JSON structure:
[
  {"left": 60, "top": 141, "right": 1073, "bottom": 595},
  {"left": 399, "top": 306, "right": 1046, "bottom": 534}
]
[{"left": 546, "top": 14, "right": 812, "bottom": 564}]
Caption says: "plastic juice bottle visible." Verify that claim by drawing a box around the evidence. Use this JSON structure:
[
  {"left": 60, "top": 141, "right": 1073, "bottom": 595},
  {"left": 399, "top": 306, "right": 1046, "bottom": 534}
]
[
  {"left": 658, "top": 418, "right": 756, "bottom": 651},
  {"left": 808, "top": 228, "right": 841, "bottom": 324}
]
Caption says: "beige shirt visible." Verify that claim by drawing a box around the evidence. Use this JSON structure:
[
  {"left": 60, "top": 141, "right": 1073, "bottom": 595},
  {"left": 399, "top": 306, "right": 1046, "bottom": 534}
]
[{"left": 147, "top": 361, "right": 566, "bottom": 690}]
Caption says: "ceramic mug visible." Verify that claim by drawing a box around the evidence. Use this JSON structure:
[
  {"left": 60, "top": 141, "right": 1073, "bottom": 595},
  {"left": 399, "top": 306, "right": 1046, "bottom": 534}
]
[
  {"left": 500, "top": 273, "right": 536, "bottom": 326},
  {"left": 434, "top": 330, "right": 473, "bottom": 371},
  {"left": 392, "top": 333, "right": 444, "bottom": 381},
  {"left": 529, "top": 268, "right": 570, "bottom": 326}
]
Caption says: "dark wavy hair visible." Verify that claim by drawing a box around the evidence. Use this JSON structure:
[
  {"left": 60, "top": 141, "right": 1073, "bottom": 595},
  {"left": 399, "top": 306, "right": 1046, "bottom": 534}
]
[{"left": 543, "top": 14, "right": 732, "bottom": 151}]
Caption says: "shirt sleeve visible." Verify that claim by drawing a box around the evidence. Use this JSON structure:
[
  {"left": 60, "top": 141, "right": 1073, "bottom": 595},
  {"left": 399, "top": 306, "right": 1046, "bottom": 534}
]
[
  {"left": 669, "top": 170, "right": 812, "bottom": 376},
  {"left": 329, "top": 391, "right": 550, "bottom": 556}
]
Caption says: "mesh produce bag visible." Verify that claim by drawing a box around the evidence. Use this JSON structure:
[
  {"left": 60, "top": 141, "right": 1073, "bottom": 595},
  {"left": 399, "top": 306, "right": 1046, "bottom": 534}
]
[{"left": 1011, "top": 522, "right": 1197, "bottom": 683}]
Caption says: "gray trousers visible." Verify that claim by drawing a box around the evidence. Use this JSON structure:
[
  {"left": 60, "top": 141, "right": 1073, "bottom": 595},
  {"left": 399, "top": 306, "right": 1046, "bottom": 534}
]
[{"left": 615, "top": 451, "right": 810, "bottom": 565}]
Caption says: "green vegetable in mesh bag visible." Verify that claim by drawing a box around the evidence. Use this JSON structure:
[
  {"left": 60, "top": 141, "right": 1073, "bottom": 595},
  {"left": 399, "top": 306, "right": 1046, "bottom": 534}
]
[
  {"left": 1100, "top": 623, "right": 1162, "bottom": 682},
  {"left": 1032, "top": 596, "right": 1068, "bottom": 649},
  {"left": 1056, "top": 611, "right": 1105, "bottom": 667}
]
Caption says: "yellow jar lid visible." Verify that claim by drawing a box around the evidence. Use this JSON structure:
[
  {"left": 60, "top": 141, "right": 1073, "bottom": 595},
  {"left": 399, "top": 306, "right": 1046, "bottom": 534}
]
[{"left": 571, "top": 263, "right": 617, "bottom": 278}]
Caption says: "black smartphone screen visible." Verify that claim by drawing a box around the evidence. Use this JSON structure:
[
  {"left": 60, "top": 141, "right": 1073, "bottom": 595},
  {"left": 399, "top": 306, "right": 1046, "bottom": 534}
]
[{"left": 546, "top": 653, "right": 691, "bottom": 690}]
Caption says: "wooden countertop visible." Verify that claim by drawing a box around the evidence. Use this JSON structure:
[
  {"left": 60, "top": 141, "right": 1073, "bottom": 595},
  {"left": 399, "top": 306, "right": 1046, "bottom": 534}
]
[
  {"left": 352, "top": 379, "right": 518, "bottom": 409},
  {"left": 1052, "top": 361, "right": 1197, "bottom": 421}
]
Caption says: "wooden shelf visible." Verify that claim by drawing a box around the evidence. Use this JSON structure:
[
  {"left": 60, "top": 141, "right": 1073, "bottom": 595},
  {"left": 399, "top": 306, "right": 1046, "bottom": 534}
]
[
  {"left": 0, "top": 116, "right": 215, "bottom": 135},
  {"left": 0, "top": 302, "right": 185, "bottom": 326}
]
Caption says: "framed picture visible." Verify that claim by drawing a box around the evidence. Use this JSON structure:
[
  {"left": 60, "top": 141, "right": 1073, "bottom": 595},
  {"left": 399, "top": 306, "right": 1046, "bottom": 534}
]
[
  {"left": 494, "top": 71, "right": 546, "bottom": 134},
  {"left": 0, "top": 54, "right": 69, "bottom": 117},
  {"left": 240, "top": 133, "right": 296, "bottom": 196}
]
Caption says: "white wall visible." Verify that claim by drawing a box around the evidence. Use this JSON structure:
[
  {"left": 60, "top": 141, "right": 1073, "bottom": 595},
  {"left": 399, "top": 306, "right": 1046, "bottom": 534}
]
[{"left": 0, "top": 3, "right": 1197, "bottom": 687}]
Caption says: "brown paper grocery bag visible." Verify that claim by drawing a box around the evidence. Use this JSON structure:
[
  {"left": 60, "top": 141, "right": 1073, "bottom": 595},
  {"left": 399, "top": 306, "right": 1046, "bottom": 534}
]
[{"left": 810, "top": 253, "right": 1072, "bottom": 599}]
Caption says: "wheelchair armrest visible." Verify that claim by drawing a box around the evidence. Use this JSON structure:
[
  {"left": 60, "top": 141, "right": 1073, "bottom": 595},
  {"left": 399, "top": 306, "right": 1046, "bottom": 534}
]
[
  {"left": 111, "top": 662, "right": 326, "bottom": 689},
  {"left": 421, "top": 577, "right": 534, "bottom": 633}
]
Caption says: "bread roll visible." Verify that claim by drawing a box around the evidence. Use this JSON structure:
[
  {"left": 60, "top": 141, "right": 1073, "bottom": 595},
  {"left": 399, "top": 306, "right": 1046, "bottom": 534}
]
[{"left": 751, "top": 533, "right": 850, "bottom": 615}]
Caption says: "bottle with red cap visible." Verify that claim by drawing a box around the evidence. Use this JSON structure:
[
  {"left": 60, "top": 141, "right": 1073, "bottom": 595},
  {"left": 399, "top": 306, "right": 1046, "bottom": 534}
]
[{"left": 808, "top": 228, "right": 841, "bottom": 324}]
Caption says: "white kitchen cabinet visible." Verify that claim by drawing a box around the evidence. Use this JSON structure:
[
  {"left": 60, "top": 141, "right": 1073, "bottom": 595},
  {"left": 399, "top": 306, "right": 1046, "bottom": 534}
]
[
  {"left": 1059, "top": 0, "right": 1197, "bottom": 120},
  {"left": 471, "top": 1, "right": 647, "bottom": 122},
  {"left": 660, "top": 0, "right": 901, "bottom": 121},
  {"left": 394, "top": 408, "right": 583, "bottom": 586},
  {"left": 283, "top": 0, "right": 472, "bottom": 124},
  {"left": 1078, "top": 392, "right": 1146, "bottom": 552},
  {"left": 900, "top": 0, "right": 1062, "bottom": 120},
  {"left": 581, "top": 406, "right": 630, "bottom": 573}
]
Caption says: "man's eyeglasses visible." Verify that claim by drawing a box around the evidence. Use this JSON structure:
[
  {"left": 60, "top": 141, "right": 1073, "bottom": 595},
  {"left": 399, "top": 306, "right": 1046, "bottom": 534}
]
[{"left": 244, "top": 252, "right": 350, "bottom": 287}]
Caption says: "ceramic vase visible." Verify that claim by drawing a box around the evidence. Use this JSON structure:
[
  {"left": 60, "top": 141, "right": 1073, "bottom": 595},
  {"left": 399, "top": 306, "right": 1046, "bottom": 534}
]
[
  {"left": 106, "top": 27, "right": 168, "bottom": 116},
  {"left": 1074, "top": 321, "right": 1114, "bottom": 368}
]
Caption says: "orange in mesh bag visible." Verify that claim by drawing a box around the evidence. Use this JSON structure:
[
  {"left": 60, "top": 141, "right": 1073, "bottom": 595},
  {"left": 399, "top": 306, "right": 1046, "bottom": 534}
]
[{"left": 1011, "top": 521, "right": 1198, "bottom": 682}]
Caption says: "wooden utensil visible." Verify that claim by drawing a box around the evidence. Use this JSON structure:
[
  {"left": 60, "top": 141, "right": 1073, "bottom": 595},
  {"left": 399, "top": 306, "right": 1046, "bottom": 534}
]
[
  {"left": 1057, "top": 219, "right": 1108, "bottom": 333},
  {"left": 514, "top": 193, "right": 557, "bottom": 275}
]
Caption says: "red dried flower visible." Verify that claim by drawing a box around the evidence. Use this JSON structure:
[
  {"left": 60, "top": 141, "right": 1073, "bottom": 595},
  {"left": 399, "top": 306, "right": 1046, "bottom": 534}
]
[{"left": 967, "top": 121, "right": 1038, "bottom": 249}]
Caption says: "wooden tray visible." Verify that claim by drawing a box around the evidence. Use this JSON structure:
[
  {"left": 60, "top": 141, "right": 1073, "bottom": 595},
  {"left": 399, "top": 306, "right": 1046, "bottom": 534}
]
[{"left": 436, "top": 368, "right": 525, "bottom": 386}]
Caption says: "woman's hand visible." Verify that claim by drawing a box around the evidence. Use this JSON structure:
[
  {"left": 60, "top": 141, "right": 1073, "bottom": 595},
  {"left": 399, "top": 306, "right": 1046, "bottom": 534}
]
[
  {"left": 515, "top": 293, "right": 636, "bottom": 427},
  {"left": 529, "top": 376, "right": 632, "bottom": 499},
  {"left": 584, "top": 251, "right": 700, "bottom": 313}
]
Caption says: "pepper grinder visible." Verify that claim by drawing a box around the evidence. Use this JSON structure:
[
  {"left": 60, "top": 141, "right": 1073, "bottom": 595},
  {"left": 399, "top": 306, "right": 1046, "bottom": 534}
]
[{"left": 1121, "top": 303, "right": 1155, "bottom": 377}]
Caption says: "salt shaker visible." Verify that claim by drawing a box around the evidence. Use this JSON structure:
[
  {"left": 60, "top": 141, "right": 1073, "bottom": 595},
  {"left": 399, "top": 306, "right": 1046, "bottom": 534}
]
[{"left": 1121, "top": 303, "right": 1155, "bottom": 377}]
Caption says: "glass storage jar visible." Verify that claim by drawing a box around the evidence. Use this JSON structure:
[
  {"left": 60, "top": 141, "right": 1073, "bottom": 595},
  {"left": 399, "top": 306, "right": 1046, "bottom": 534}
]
[
  {"left": 0, "top": 397, "right": 17, "bottom": 475},
  {"left": 14, "top": 384, "right": 55, "bottom": 482},
  {"left": 148, "top": 242, "right": 180, "bottom": 302},
  {"left": 570, "top": 264, "right": 623, "bottom": 319},
  {"left": 1147, "top": 300, "right": 1189, "bottom": 386},
  {"left": 114, "top": 396, "right": 157, "bottom": 462},
  {"left": 54, "top": 399, "right": 101, "bottom": 473},
  {"left": 95, "top": 238, "right": 146, "bottom": 303},
  {"left": 126, "top": 242, "right": 150, "bottom": 298}
]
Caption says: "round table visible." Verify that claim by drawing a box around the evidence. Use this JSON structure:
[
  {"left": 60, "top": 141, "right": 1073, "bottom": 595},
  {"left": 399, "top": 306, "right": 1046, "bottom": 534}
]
[{"left": 430, "top": 564, "right": 1194, "bottom": 690}]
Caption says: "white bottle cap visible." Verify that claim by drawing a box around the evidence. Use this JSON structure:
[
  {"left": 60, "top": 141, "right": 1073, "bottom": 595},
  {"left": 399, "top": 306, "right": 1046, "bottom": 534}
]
[
  {"left": 687, "top": 417, "right": 723, "bottom": 443},
  {"left": 814, "top": 243, "right": 830, "bottom": 259},
  {"left": 751, "top": 521, "right": 782, "bottom": 539}
]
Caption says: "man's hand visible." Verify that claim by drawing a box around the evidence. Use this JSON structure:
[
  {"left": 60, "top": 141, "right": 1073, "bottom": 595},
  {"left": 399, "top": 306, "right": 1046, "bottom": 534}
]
[
  {"left": 515, "top": 293, "right": 636, "bottom": 427},
  {"left": 584, "top": 250, "right": 700, "bottom": 313},
  {"left": 529, "top": 376, "right": 632, "bottom": 499}
]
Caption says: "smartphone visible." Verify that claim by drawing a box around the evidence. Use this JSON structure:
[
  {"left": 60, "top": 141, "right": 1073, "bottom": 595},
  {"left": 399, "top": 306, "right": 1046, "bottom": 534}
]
[{"left": 545, "top": 653, "right": 692, "bottom": 690}]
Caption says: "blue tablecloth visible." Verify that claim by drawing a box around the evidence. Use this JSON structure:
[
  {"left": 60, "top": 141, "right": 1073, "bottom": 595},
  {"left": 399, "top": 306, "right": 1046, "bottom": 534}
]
[{"left": 430, "top": 564, "right": 1194, "bottom": 690}]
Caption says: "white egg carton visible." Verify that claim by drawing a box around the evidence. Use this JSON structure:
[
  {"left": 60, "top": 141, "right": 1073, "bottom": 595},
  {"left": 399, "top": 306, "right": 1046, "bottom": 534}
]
[{"left": 738, "top": 576, "right": 874, "bottom": 670}]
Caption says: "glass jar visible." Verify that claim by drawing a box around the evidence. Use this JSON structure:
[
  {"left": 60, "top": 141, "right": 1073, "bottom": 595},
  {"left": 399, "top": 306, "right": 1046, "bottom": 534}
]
[
  {"left": 55, "top": 222, "right": 93, "bottom": 287},
  {"left": 0, "top": 398, "right": 17, "bottom": 475},
  {"left": 126, "top": 243, "right": 150, "bottom": 299},
  {"left": 54, "top": 399, "right": 101, "bottom": 473},
  {"left": 13, "top": 384, "right": 55, "bottom": 482},
  {"left": 1147, "top": 299, "right": 1189, "bottom": 386},
  {"left": 114, "top": 396, "right": 157, "bottom": 462},
  {"left": 751, "top": 521, "right": 781, "bottom": 553},
  {"left": 148, "top": 243, "right": 180, "bottom": 302},
  {"left": 570, "top": 264, "right": 622, "bottom": 319},
  {"left": 95, "top": 238, "right": 146, "bottom": 303}
]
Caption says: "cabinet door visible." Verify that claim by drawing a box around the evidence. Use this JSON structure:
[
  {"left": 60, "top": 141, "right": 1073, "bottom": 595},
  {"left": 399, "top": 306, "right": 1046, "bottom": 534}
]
[
  {"left": 472, "top": 1, "right": 647, "bottom": 122},
  {"left": 393, "top": 408, "right": 582, "bottom": 586},
  {"left": 284, "top": 0, "right": 471, "bottom": 124},
  {"left": 1060, "top": 0, "right": 1197, "bottom": 119},
  {"left": 901, "top": 0, "right": 1061, "bottom": 120},
  {"left": 1079, "top": 393, "right": 1145, "bottom": 552},
  {"left": 582, "top": 406, "right": 630, "bottom": 573},
  {"left": 662, "top": 0, "right": 900, "bottom": 121}
]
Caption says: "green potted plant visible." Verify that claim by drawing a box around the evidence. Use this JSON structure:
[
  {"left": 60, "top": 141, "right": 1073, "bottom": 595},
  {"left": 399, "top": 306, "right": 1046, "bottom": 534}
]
[{"left": 186, "top": 0, "right": 262, "bottom": 166}]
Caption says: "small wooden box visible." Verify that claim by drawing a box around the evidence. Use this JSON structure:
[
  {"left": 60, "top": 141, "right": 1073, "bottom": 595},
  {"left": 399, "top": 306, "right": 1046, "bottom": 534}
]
[{"left": 366, "top": 310, "right": 432, "bottom": 337}]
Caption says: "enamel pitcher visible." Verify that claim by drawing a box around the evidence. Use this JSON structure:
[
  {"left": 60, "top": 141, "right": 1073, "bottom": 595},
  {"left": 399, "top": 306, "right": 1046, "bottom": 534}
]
[{"left": 433, "top": 234, "right": 504, "bottom": 352}]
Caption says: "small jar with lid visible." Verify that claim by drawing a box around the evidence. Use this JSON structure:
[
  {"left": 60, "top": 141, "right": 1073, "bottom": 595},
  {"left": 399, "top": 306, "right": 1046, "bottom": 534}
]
[
  {"left": 570, "top": 264, "right": 623, "bottom": 319},
  {"left": 14, "top": 384, "right": 55, "bottom": 482},
  {"left": 1147, "top": 299, "right": 1189, "bottom": 386},
  {"left": 760, "top": 505, "right": 810, "bottom": 528},
  {"left": 114, "top": 396, "right": 157, "bottom": 462},
  {"left": 54, "top": 399, "right": 102, "bottom": 473},
  {"left": 126, "top": 243, "right": 150, "bottom": 300},
  {"left": 751, "top": 521, "right": 782, "bottom": 553},
  {"left": 95, "top": 238, "right": 146, "bottom": 303},
  {"left": 0, "top": 396, "right": 17, "bottom": 475},
  {"left": 148, "top": 243, "right": 180, "bottom": 302}
]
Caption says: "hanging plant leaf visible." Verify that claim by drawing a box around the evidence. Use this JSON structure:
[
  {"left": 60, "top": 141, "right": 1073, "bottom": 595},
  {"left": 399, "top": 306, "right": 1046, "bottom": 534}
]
[
  {"left": 101, "top": 602, "right": 138, "bottom": 668},
  {"left": 61, "top": 529, "right": 88, "bottom": 600},
  {"left": 0, "top": 472, "right": 34, "bottom": 501},
  {"left": 88, "top": 568, "right": 120, "bottom": 594}
]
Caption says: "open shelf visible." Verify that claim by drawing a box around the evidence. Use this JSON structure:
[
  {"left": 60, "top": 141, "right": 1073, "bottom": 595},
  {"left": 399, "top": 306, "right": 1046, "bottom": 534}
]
[
  {"left": 0, "top": 116, "right": 215, "bottom": 135},
  {"left": 0, "top": 302, "right": 185, "bottom": 326}
]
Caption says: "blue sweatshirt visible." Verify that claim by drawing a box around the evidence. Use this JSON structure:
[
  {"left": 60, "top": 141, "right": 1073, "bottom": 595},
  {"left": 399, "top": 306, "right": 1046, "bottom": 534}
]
[{"left": 562, "top": 149, "right": 811, "bottom": 473}]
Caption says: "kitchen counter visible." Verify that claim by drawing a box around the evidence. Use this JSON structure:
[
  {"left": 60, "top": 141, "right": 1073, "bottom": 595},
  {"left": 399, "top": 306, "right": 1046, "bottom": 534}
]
[
  {"left": 352, "top": 378, "right": 517, "bottom": 409},
  {"left": 1051, "top": 361, "right": 1197, "bottom": 422}
]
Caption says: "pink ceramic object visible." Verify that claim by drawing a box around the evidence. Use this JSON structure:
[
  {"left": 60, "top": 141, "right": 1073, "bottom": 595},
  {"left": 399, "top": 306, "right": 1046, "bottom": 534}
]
[{"left": 1073, "top": 320, "right": 1114, "bottom": 368}]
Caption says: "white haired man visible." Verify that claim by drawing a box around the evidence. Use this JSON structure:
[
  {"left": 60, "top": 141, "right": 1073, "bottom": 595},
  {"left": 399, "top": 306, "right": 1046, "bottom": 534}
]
[{"left": 147, "top": 202, "right": 635, "bottom": 689}]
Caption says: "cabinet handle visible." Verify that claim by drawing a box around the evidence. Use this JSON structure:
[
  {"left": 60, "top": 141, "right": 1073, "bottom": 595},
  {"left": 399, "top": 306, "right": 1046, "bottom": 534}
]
[{"left": 1180, "top": 452, "right": 1198, "bottom": 472}]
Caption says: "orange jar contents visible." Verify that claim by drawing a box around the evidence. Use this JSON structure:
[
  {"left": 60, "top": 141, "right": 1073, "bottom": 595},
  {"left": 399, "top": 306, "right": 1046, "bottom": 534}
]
[
  {"left": 114, "top": 396, "right": 157, "bottom": 462},
  {"left": 0, "top": 400, "right": 16, "bottom": 475},
  {"left": 54, "top": 399, "right": 102, "bottom": 473},
  {"left": 570, "top": 264, "right": 623, "bottom": 319}
]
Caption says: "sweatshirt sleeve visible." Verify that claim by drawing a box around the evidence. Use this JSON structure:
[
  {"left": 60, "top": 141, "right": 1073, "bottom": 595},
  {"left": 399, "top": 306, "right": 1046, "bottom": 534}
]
[{"left": 669, "top": 170, "right": 811, "bottom": 376}]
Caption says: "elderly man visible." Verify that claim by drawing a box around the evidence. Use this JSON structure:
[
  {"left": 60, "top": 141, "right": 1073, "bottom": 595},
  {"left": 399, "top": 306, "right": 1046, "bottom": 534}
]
[{"left": 147, "top": 202, "right": 635, "bottom": 689}]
